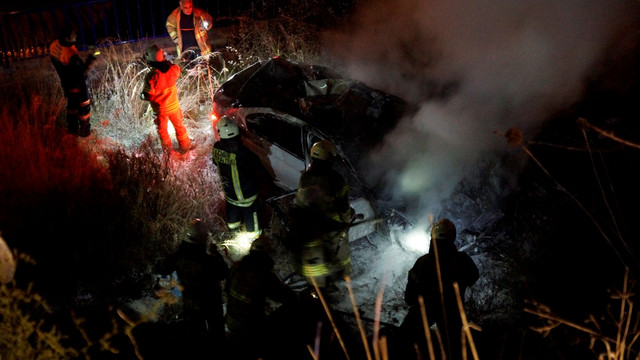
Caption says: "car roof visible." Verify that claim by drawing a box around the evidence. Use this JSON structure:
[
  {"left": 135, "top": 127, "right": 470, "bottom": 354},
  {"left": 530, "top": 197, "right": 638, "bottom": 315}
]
[{"left": 213, "top": 57, "right": 409, "bottom": 161}]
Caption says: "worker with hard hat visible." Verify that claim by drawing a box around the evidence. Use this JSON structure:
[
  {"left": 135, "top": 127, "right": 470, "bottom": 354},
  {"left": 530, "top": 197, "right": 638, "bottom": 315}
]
[
  {"left": 165, "top": 0, "right": 214, "bottom": 63},
  {"left": 292, "top": 139, "right": 356, "bottom": 289},
  {"left": 212, "top": 116, "right": 266, "bottom": 239},
  {"left": 49, "top": 26, "right": 97, "bottom": 137},
  {"left": 141, "top": 44, "right": 192, "bottom": 154},
  {"left": 399, "top": 218, "right": 480, "bottom": 360}
]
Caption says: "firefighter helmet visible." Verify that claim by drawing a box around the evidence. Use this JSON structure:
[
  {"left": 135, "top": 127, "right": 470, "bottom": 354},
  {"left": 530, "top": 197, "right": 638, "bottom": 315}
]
[
  {"left": 430, "top": 218, "right": 456, "bottom": 242},
  {"left": 186, "top": 218, "right": 208, "bottom": 244},
  {"left": 145, "top": 44, "right": 165, "bottom": 62},
  {"left": 216, "top": 116, "right": 239, "bottom": 139},
  {"left": 310, "top": 140, "right": 337, "bottom": 161}
]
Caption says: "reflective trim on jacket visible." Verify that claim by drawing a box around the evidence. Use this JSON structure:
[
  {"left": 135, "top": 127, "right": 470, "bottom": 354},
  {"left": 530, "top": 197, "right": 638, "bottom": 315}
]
[
  {"left": 141, "top": 63, "right": 182, "bottom": 115},
  {"left": 165, "top": 7, "right": 213, "bottom": 56},
  {"left": 212, "top": 143, "right": 260, "bottom": 207}
]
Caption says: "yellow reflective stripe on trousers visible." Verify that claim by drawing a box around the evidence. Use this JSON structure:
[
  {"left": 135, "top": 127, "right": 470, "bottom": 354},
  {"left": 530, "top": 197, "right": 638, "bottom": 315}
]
[
  {"left": 231, "top": 163, "right": 245, "bottom": 201},
  {"left": 225, "top": 194, "right": 257, "bottom": 207},
  {"left": 303, "top": 263, "right": 330, "bottom": 277}
]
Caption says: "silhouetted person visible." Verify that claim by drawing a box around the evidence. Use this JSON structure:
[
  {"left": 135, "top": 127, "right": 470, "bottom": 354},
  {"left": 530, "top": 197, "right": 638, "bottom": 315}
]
[
  {"left": 225, "top": 235, "right": 297, "bottom": 359},
  {"left": 49, "top": 26, "right": 97, "bottom": 137},
  {"left": 399, "top": 218, "right": 479, "bottom": 360},
  {"left": 158, "top": 218, "right": 229, "bottom": 358}
]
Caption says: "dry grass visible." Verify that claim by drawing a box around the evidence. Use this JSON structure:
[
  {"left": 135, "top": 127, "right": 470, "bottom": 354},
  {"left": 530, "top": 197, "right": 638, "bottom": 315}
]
[{"left": 0, "top": 13, "right": 334, "bottom": 358}]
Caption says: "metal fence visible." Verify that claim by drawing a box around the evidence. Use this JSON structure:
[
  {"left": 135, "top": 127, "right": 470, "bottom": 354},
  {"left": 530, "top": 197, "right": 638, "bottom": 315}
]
[{"left": 0, "top": 0, "right": 246, "bottom": 67}]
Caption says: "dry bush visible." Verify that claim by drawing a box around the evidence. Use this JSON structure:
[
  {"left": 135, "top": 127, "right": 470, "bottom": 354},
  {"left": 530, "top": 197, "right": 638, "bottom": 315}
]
[
  {"left": 225, "top": 16, "right": 324, "bottom": 64},
  {"left": 0, "top": 281, "right": 76, "bottom": 360}
]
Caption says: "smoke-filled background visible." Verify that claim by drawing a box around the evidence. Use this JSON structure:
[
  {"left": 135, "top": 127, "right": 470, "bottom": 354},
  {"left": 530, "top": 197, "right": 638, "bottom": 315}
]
[{"left": 324, "top": 0, "right": 640, "bottom": 224}]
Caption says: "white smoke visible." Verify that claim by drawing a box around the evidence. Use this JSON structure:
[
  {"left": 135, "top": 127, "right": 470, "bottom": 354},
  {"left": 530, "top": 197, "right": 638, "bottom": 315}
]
[{"left": 325, "top": 0, "right": 637, "bottom": 222}]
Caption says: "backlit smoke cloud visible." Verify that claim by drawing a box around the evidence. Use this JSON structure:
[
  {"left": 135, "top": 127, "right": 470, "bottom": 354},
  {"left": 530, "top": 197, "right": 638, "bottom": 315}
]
[{"left": 325, "top": 0, "right": 638, "bottom": 224}]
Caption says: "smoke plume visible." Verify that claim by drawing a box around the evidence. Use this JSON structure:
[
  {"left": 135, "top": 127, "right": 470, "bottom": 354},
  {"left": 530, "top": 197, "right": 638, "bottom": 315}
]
[{"left": 324, "top": 0, "right": 639, "bottom": 225}]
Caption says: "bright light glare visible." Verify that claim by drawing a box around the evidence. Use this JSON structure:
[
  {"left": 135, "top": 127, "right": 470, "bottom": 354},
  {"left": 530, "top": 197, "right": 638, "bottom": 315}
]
[
  {"left": 220, "top": 232, "right": 256, "bottom": 261},
  {"left": 167, "top": 121, "right": 176, "bottom": 137},
  {"left": 401, "top": 227, "right": 431, "bottom": 253}
]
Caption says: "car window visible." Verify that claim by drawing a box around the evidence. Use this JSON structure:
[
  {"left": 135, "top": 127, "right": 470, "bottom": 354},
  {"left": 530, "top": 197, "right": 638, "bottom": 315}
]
[{"left": 245, "top": 114, "right": 304, "bottom": 159}]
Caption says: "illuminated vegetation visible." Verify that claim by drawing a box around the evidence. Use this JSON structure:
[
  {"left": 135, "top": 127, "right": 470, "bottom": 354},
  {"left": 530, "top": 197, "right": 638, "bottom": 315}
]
[{"left": 1, "top": 6, "right": 639, "bottom": 359}]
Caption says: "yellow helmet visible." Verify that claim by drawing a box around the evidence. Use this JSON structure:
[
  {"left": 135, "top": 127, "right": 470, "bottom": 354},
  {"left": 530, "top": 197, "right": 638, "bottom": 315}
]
[
  {"left": 310, "top": 140, "right": 337, "bottom": 161},
  {"left": 145, "top": 44, "right": 165, "bottom": 62},
  {"left": 216, "top": 116, "right": 239, "bottom": 139},
  {"left": 430, "top": 218, "right": 456, "bottom": 242}
]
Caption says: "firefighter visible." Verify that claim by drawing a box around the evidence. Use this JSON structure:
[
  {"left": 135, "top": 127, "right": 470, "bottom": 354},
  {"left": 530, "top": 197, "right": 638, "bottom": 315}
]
[
  {"left": 165, "top": 0, "right": 213, "bottom": 64},
  {"left": 225, "top": 234, "right": 297, "bottom": 359},
  {"left": 212, "top": 116, "right": 265, "bottom": 239},
  {"left": 292, "top": 140, "right": 355, "bottom": 289},
  {"left": 49, "top": 26, "right": 97, "bottom": 137},
  {"left": 157, "top": 218, "right": 229, "bottom": 358},
  {"left": 140, "top": 44, "right": 192, "bottom": 154},
  {"left": 399, "top": 218, "right": 479, "bottom": 360}
]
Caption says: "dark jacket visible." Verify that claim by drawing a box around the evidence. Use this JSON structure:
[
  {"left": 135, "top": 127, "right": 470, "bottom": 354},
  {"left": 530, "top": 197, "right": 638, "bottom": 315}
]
[
  {"left": 212, "top": 137, "right": 264, "bottom": 207},
  {"left": 405, "top": 238, "right": 479, "bottom": 326},
  {"left": 160, "top": 241, "right": 229, "bottom": 317},
  {"left": 49, "top": 39, "right": 95, "bottom": 93},
  {"left": 293, "top": 159, "right": 352, "bottom": 237},
  {"left": 225, "top": 250, "right": 297, "bottom": 332}
]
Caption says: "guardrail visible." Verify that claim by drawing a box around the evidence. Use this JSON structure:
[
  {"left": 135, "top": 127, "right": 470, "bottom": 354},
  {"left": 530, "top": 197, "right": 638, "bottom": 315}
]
[{"left": 0, "top": 0, "right": 237, "bottom": 67}]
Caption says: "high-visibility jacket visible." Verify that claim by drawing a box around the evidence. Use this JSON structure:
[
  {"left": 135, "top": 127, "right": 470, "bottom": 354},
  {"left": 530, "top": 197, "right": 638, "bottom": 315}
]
[
  {"left": 165, "top": 7, "right": 213, "bottom": 56},
  {"left": 49, "top": 40, "right": 93, "bottom": 92},
  {"left": 294, "top": 160, "right": 354, "bottom": 286},
  {"left": 295, "top": 160, "right": 353, "bottom": 227},
  {"left": 141, "top": 61, "right": 182, "bottom": 115},
  {"left": 212, "top": 138, "right": 262, "bottom": 207}
]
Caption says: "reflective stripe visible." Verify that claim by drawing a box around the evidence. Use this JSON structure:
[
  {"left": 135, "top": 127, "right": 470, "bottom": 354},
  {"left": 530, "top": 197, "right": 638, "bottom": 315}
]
[
  {"left": 304, "top": 240, "right": 324, "bottom": 248},
  {"left": 225, "top": 194, "right": 257, "bottom": 207},
  {"left": 231, "top": 163, "right": 244, "bottom": 200},
  {"left": 177, "top": 132, "right": 190, "bottom": 141},
  {"left": 251, "top": 212, "right": 260, "bottom": 233},
  {"left": 229, "top": 287, "right": 254, "bottom": 304},
  {"left": 303, "top": 263, "right": 330, "bottom": 277},
  {"left": 49, "top": 40, "right": 78, "bottom": 65},
  {"left": 227, "top": 221, "right": 241, "bottom": 230}
]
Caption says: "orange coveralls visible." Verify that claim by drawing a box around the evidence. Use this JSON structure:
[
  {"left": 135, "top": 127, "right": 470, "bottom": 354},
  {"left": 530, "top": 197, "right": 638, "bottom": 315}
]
[{"left": 142, "top": 62, "right": 191, "bottom": 152}]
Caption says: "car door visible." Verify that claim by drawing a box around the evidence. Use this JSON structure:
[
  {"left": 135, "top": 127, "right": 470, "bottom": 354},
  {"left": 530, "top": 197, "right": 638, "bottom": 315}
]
[{"left": 243, "top": 113, "right": 306, "bottom": 191}]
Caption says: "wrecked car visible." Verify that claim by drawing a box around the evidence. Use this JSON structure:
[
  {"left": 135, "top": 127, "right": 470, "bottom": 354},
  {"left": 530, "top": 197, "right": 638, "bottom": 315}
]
[{"left": 212, "top": 57, "right": 410, "bottom": 240}]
